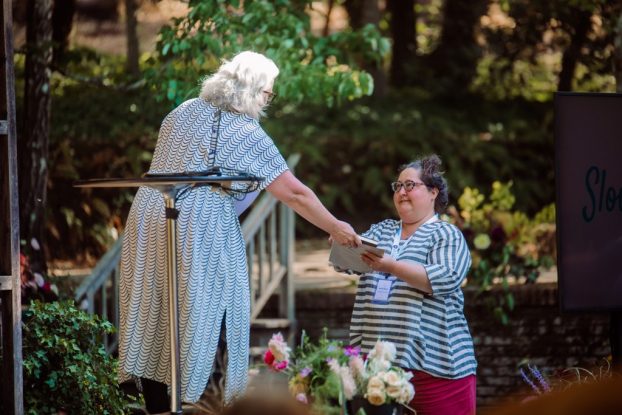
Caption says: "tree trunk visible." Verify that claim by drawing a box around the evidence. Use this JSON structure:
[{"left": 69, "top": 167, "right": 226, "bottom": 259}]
[
  {"left": 125, "top": 0, "right": 140, "bottom": 76},
  {"left": 323, "top": 0, "right": 335, "bottom": 36},
  {"left": 426, "top": 0, "right": 489, "bottom": 95},
  {"left": 613, "top": 12, "right": 622, "bottom": 93},
  {"left": 387, "top": 0, "right": 416, "bottom": 86},
  {"left": 557, "top": 10, "right": 592, "bottom": 92},
  {"left": 20, "top": 0, "right": 53, "bottom": 273},
  {"left": 344, "top": 0, "right": 387, "bottom": 97},
  {"left": 52, "top": 0, "right": 76, "bottom": 65},
  {"left": 344, "top": 0, "right": 363, "bottom": 31}
]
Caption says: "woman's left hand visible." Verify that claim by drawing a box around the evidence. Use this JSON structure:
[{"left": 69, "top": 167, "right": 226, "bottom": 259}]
[{"left": 361, "top": 251, "right": 396, "bottom": 274}]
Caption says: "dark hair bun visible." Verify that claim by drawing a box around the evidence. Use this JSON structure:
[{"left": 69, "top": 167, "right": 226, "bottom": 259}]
[{"left": 421, "top": 154, "right": 443, "bottom": 177}]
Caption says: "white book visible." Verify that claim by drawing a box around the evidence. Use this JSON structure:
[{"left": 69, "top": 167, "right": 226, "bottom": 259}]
[{"left": 329, "top": 235, "right": 385, "bottom": 275}]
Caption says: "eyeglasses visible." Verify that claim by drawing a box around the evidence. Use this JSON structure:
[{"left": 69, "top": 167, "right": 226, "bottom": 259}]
[
  {"left": 263, "top": 90, "right": 277, "bottom": 104},
  {"left": 390, "top": 180, "right": 428, "bottom": 192}
]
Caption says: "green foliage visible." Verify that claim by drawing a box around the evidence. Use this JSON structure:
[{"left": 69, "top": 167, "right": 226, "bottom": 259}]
[
  {"left": 287, "top": 330, "right": 348, "bottom": 411},
  {"left": 264, "top": 91, "right": 555, "bottom": 235},
  {"left": 145, "top": 0, "right": 389, "bottom": 107},
  {"left": 447, "top": 182, "right": 556, "bottom": 323},
  {"left": 37, "top": 50, "right": 168, "bottom": 260},
  {"left": 38, "top": 44, "right": 558, "bottom": 263},
  {"left": 22, "top": 300, "right": 133, "bottom": 414},
  {"left": 476, "top": 0, "right": 621, "bottom": 100}
]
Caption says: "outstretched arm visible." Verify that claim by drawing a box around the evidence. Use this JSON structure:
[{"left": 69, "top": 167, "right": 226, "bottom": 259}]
[{"left": 267, "top": 170, "right": 360, "bottom": 247}]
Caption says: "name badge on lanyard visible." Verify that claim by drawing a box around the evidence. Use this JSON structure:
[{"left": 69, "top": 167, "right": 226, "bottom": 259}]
[
  {"left": 373, "top": 216, "right": 439, "bottom": 304},
  {"left": 373, "top": 276, "right": 393, "bottom": 304}
]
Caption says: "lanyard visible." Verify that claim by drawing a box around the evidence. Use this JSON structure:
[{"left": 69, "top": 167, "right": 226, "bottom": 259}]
[{"left": 390, "top": 215, "right": 439, "bottom": 258}]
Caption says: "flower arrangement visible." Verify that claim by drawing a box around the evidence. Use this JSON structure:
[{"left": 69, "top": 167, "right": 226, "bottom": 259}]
[
  {"left": 447, "top": 181, "right": 556, "bottom": 324},
  {"left": 359, "top": 341, "right": 415, "bottom": 407},
  {"left": 264, "top": 330, "right": 414, "bottom": 415}
]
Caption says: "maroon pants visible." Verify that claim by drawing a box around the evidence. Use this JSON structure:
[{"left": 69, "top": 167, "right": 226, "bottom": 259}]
[{"left": 408, "top": 370, "right": 476, "bottom": 415}]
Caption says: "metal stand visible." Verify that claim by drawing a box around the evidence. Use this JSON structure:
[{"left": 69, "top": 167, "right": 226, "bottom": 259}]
[
  {"left": 164, "top": 191, "right": 182, "bottom": 414},
  {"left": 76, "top": 171, "right": 263, "bottom": 414},
  {"left": 611, "top": 311, "right": 622, "bottom": 372}
]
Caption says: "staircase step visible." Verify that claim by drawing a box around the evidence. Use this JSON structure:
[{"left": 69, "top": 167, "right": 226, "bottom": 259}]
[
  {"left": 249, "top": 346, "right": 267, "bottom": 357},
  {"left": 251, "top": 318, "right": 291, "bottom": 329}
]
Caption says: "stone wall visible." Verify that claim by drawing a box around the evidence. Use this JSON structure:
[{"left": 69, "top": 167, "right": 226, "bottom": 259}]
[{"left": 270, "top": 283, "right": 611, "bottom": 407}]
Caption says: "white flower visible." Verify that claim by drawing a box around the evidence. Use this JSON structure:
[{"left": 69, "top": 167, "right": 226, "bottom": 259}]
[
  {"left": 402, "top": 371, "right": 414, "bottom": 382},
  {"left": 268, "top": 332, "right": 290, "bottom": 362},
  {"left": 383, "top": 370, "right": 402, "bottom": 387},
  {"left": 382, "top": 342, "right": 397, "bottom": 362},
  {"left": 340, "top": 366, "right": 357, "bottom": 400},
  {"left": 369, "top": 357, "right": 391, "bottom": 373},
  {"left": 397, "top": 381, "right": 415, "bottom": 404},
  {"left": 329, "top": 359, "right": 358, "bottom": 400},
  {"left": 368, "top": 340, "right": 397, "bottom": 364},
  {"left": 368, "top": 341, "right": 384, "bottom": 360},
  {"left": 367, "top": 375, "right": 385, "bottom": 391},
  {"left": 366, "top": 387, "right": 386, "bottom": 406},
  {"left": 349, "top": 356, "right": 366, "bottom": 381},
  {"left": 386, "top": 384, "right": 402, "bottom": 399},
  {"left": 328, "top": 359, "right": 341, "bottom": 375}
]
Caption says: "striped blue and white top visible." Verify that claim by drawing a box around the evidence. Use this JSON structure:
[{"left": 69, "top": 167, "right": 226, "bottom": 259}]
[
  {"left": 350, "top": 219, "right": 477, "bottom": 378},
  {"left": 119, "top": 99, "right": 289, "bottom": 403}
]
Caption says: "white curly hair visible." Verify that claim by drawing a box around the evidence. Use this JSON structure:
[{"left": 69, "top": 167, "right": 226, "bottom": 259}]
[{"left": 199, "top": 51, "right": 279, "bottom": 119}]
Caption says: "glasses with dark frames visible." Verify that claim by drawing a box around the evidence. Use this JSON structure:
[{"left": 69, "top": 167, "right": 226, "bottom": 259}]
[
  {"left": 390, "top": 180, "right": 427, "bottom": 192},
  {"left": 263, "top": 90, "right": 277, "bottom": 104}
]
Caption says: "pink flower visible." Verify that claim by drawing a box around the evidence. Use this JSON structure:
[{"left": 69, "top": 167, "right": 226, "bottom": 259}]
[
  {"left": 273, "top": 360, "right": 289, "bottom": 371},
  {"left": 344, "top": 345, "right": 361, "bottom": 357},
  {"left": 268, "top": 332, "right": 291, "bottom": 361},
  {"left": 295, "top": 393, "right": 308, "bottom": 404},
  {"left": 264, "top": 349, "right": 275, "bottom": 365}
]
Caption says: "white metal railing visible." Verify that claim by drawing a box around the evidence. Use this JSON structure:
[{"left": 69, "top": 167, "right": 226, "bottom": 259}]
[{"left": 75, "top": 154, "right": 300, "bottom": 353}]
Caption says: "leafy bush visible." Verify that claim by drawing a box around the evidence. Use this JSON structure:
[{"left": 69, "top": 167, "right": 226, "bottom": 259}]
[
  {"left": 22, "top": 300, "right": 133, "bottom": 414},
  {"left": 447, "top": 181, "right": 556, "bottom": 323},
  {"left": 264, "top": 330, "right": 414, "bottom": 414},
  {"left": 29, "top": 44, "right": 556, "bottom": 263},
  {"left": 264, "top": 91, "right": 555, "bottom": 236},
  {"left": 148, "top": 0, "right": 389, "bottom": 106},
  {"left": 33, "top": 50, "right": 168, "bottom": 261}
]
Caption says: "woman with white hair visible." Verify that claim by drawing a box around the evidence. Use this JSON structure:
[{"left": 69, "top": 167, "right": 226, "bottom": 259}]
[{"left": 118, "top": 51, "right": 360, "bottom": 414}]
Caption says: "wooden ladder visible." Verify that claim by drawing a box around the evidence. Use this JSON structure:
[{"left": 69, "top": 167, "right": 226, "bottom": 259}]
[{"left": 0, "top": 0, "right": 23, "bottom": 413}]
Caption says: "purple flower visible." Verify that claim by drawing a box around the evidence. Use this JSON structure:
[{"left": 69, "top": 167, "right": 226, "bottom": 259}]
[
  {"left": 344, "top": 345, "right": 361, "bottom": 357},
  {"left": 520, "top": 365, "right": 550, "bottom": 395},
  {"left": 529, "top": 365, "right": 551, "bottom": 393},
  {"left": 299, "top": 367, "right": 312, "bottom": 378},
  {"left": 520, "top": 367, "right": 541, "bottom": 394}
]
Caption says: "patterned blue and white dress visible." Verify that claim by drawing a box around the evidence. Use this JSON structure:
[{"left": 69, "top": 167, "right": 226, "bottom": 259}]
[
  {"left": 119, "top": 98, "right": 288, "bottom": 403},
  {"left": 350, "top": 219, "right": 477, "bottom": 378}
]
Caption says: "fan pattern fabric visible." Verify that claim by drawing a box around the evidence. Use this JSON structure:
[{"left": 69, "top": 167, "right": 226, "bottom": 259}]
[{"left": 119, "top": 98, "right": 288, "bottom": 403}]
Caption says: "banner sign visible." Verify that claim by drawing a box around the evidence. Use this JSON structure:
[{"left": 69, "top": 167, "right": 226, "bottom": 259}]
[{"left": 555, "top": 92, "right": 622, "bottom": 311}]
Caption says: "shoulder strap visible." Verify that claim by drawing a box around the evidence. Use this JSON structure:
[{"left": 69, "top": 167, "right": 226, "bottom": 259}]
[{"left": 207, "top": 109, "right": 222, "bottom": 168}]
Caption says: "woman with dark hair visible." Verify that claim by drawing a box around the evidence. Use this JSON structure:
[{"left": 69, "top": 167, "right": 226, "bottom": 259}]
[{"left": 349, "top": 154, "right": 477, "bottom": 415}]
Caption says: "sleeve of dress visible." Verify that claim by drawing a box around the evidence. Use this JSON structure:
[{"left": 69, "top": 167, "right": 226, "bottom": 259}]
[
  {"left": 423, "top": 224, "right": 472, "bottom": 297},
  {"left": 361, "top": 220, "right": 386, "bottom": 241},
  {"left": 240, "top": 126, "right": 289, "bottom": 191},
  {"left": 349, "top": 274, "right": 371, "bottom": 346}
]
